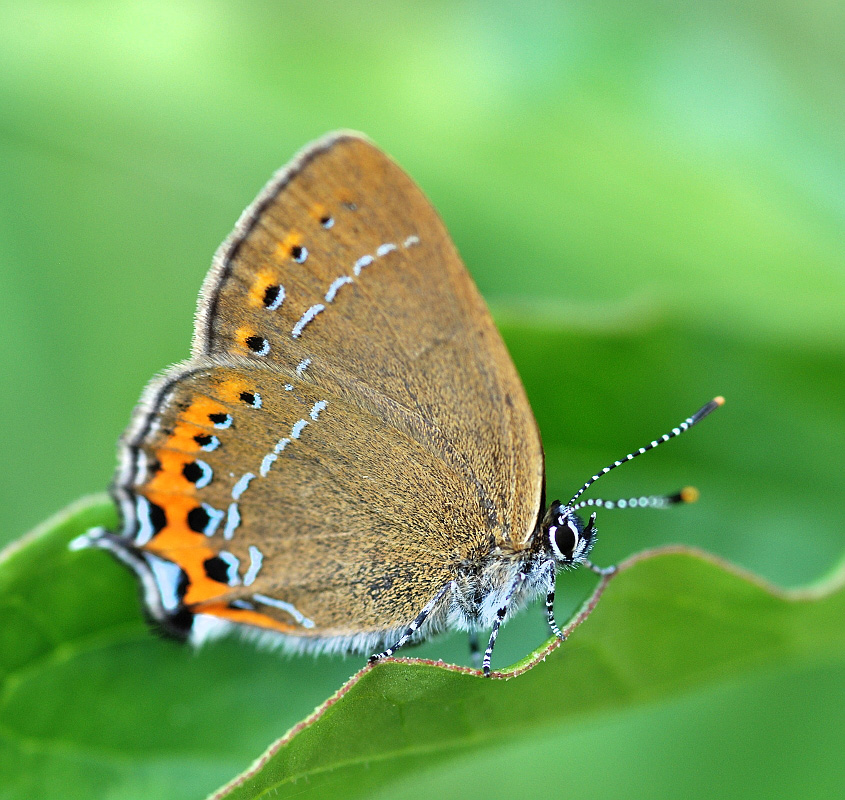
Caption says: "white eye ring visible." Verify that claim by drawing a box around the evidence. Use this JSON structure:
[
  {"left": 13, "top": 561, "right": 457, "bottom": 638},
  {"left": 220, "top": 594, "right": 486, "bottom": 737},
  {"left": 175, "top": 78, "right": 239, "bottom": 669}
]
[{"left": 549, "top": 520, "right": 580, "bottom": 561}]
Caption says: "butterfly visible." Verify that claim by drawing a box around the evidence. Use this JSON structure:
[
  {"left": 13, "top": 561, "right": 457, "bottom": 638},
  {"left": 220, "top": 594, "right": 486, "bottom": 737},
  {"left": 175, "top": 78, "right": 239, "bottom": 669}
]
[{"left": 74, "top": 132, "right": 722, "bottom": 675}]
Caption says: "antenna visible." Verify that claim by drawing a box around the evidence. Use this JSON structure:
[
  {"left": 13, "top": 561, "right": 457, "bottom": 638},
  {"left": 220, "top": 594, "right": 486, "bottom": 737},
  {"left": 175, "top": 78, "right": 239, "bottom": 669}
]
[
  {"left": 567, "top": 397, "right": 724, "bottom": 508},
  {"left": 571, "top": 486, "right": 700, "bottom": 511}
]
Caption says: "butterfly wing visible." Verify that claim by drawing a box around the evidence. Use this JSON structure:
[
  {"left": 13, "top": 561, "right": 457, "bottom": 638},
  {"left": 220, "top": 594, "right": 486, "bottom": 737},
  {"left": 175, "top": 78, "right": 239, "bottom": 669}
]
[{"left": 107, "top": 132, "right": 544, "bottom": 645}]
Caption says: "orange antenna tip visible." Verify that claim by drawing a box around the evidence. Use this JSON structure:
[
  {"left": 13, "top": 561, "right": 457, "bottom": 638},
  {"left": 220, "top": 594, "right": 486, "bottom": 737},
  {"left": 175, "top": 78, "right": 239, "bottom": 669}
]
[
  {"left": 679, "top": 486, "right": 700, "bottom": 504},
  {"left": 713, "top": 396, "right": 725, "bottom": 406}
]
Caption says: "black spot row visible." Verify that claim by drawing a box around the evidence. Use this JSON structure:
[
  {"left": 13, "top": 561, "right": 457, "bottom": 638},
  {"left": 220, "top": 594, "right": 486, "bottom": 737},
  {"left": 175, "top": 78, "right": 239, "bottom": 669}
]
[
  {"left": 187, "top": 505, "right": 210, "bottom": 533},
  {"left": 148, "top": 501, "right": 167, "bottom": 533},
  {"left": 262, "top": 284, "right": 282, "bottom": 308},
  {"left": 246, "top": 335, "right": 269, "bottom": 354},
  {"left": 203, "top": 556, "right": 230, "bottom": 584},
  {"left": 182, "top": 461, "right": 204, "bottom": 484}
]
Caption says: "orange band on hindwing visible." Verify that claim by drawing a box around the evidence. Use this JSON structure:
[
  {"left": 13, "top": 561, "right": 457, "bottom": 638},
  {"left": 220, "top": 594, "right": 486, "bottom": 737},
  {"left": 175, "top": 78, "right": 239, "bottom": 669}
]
[{"left": 191, "top": 602, "right": 300, "bottom": 634}]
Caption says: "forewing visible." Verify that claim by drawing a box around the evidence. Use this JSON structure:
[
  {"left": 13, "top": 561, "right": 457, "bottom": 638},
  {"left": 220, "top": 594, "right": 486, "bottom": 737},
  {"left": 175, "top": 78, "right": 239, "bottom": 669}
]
[{"left": 196, "top": 132, "right": 544, "bottom": 548}]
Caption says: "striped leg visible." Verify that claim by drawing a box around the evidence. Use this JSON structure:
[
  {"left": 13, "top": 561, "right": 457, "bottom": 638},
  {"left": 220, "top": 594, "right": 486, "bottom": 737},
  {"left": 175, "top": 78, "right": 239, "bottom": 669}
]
[
  {"left": 546, "top": 589, "right": 565, "bottom": 641},
  {"left": 543, "top": 560, "right": 565, "bottom": 641},
  {"left": 482, "top": 572, "right": 527, "bottom": 677},
  {"left": 369, "top": 583, "right": 451, "bottom": 664}
]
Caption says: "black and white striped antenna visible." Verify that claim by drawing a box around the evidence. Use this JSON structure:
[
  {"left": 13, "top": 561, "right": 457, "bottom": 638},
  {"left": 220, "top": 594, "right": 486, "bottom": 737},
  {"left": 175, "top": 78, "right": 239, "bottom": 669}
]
[{"left": 567, "top": 397, "right": 724, "bottom": 509}]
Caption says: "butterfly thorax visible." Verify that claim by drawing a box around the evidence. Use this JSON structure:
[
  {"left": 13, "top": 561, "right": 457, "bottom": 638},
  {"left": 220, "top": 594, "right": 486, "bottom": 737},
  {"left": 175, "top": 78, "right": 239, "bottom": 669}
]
[{"left": 447, "top": 541, "right": 550, "bottom": 631}]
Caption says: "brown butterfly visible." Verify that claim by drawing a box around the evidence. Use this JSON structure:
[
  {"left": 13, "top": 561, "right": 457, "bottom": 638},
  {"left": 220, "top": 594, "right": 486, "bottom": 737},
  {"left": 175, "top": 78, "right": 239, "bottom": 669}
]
[{"left": 74, "top": 132, "right": 722, "bottom": 675}]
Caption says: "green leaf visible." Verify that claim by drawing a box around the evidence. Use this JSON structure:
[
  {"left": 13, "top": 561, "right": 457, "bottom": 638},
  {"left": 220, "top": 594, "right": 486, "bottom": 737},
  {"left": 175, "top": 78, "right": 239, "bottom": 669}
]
[
  {"left": 211, "top": 550, "right": 845, "bottom": 800},
  {"left": 1, "top": 494, "right": 843, "bottom": 800},
  {"left": 0, "top": 496, "right": 371, "bottom": 799}
]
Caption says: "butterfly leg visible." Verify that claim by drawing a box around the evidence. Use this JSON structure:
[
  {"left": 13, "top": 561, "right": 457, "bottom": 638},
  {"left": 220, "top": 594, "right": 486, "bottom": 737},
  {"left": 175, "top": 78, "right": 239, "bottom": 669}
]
[
  {"left": 546, "top": 589, "right": 566, "bottom": 641},
  {"left": 369, "top": 583, "right": 451, "bottom": 665},
  {"left": 582, "top": 559, "right": 617, "bottom": 576},
  {"left": 468, "top": 631, "right": 482, "bottom": 668},
  {"left": 482, "top": 571, "right": 527, "bottom": 677},
  {"left": 543, "top": 561, "right": 566, "bottom": 641}
]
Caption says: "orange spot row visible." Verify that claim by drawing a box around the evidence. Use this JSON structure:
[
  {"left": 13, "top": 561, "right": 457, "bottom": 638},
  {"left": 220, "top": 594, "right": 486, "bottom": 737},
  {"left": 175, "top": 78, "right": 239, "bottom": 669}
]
[
  {"left": 142, "top": 491, "right": 221, "bottom": 606},
  {"left": 180, "top": 395, "right": 231, "bottom": 428},
  {"left": 235, "top": 326, "right": 260, "bottom": 354},
  {"left": 159, "top": 421, "right": 207, "bottom": 454},
  {"left": 142, "top": 493, "right": 199, "bottom": 552},
  {"left": 215, "top": 376, "right": 253, "bottom": 404},
  {"left": 140, "top": 488, "right": 303, "bottom": 625},
  {"left": 146, "top": 451, "right": 195, "bottom": 494},
  {"left": 274, "top": 231, "right": 303, "bottom": 260},
  {"left": 136, "top": 490, "right": 303, "bottom": 631},
  {"left": 248, "top": 268, "right": 280, "bottom": 308},
  {"left": 309, "top": 203, "right": 328, "bottom": 222}
]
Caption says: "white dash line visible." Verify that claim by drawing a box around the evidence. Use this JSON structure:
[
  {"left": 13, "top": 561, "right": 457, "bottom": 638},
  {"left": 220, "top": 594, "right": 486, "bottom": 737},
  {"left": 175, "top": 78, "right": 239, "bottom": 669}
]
[
  {"left": 193, "top": 460, "right": 213, "bottom": 489},
  {"left": 253, "top": 594, "right": 315, "bottom": 628},
  {"left": 310, "top": 400, "right": 327, "bottom": 420},
  {"left": 291, "top": 304, "right": 325, "bottom": 338},
  {"left": 200, "top": 503, "right": 224, "bottom": 537},
  {"left": 296, "top": 357, "right": 311, "bottom": 375},
  {"left": 243, "top": 546, "right": 264, "bottom": 587},
  {"left": 403, "top": 235, "right": 420, "bottom": 247},
  {"left": 232, "top": 472, "right": 255, "bottom": 500},
  {"left": 274, "top": 437, "right": 291, "bottom": 454},
  {"left": 291, "top": 419, "right": 309, "bottom": 439},
  {"left": 134, "top": 496, "right": 155, "bottom": 547},
  {"left": 259, "top": 453, "right": 277, "bottom": 477},
  {"left": 376, "top": 242, "right": 397, "bottom": 257},
  {"left": 218, "top": 551, "right": 242, "bottom": 585},
  {"left": 199, "top": 435, "right": 220, "bottom": 452},
  {"left": 266, "top": 285, "right": 285, "bottom": 311},
  {"left": 353, "top": 255, "right": 373, "bottom": 275},
  {"left": 325, "top": 275, "right": 353, "bottom": 302},
  {"left": 223, "top": 503, "right": 241, "bottom": 540}
]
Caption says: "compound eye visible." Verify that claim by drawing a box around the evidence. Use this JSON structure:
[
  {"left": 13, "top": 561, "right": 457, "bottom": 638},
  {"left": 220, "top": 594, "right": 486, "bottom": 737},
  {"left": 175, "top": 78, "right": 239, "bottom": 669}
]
[{"left": 551, "top": 520, "right": 580, "bottom": 561}]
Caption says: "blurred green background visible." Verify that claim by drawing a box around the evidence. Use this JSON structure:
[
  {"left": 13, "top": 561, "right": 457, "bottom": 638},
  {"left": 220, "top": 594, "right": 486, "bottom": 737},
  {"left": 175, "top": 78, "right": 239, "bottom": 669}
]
[{"left": 0, "top": 1, "right": 842, "bottom": 799}]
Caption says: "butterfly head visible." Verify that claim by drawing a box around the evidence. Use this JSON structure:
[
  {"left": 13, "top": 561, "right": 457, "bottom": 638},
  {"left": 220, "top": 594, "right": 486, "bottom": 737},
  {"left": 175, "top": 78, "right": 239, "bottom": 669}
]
[
  {"left": 541, "top": 501, "right": 596, "bottom": 567},
  {"left": 537, "top": 397, "right": 726, "bottom": 569}
]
